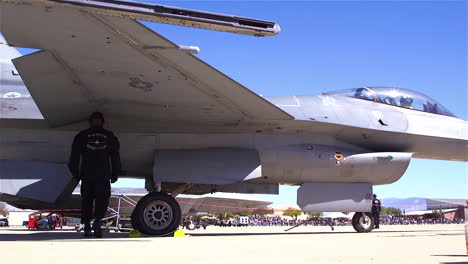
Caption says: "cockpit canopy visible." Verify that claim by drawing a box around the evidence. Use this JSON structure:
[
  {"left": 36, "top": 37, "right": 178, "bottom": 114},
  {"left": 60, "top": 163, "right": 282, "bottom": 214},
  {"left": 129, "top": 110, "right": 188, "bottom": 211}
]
[{"left": 323, "top": 87, "right": 455, "bottom": 117}]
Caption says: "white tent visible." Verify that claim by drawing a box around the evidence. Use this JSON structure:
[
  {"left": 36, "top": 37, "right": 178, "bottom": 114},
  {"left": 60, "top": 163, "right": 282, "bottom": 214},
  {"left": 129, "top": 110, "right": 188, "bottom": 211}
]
[{"left": 405, "top": 209, "right": 457, "bottom": 216}]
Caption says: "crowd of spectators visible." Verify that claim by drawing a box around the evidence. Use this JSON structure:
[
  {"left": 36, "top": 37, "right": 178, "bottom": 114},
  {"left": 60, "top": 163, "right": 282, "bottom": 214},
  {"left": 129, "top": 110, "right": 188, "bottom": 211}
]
[
  {"left": 213, "top": 214, "right": 464, "bottom": 227},
  {"left": 215, "top": 215, "right": 346, "bottom": 227},
  {"left": 379, "top": 215, "right": 464, "bottom": 225}
]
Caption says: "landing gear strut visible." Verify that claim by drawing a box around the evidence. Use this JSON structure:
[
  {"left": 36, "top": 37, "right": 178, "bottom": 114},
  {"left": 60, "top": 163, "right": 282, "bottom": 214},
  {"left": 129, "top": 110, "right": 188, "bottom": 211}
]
[
  {"left": 131, "top": 192, "right": 181, "bottom": 236},
  {"left": 352, "top": 212, "right": 375, "bottom": 233}
]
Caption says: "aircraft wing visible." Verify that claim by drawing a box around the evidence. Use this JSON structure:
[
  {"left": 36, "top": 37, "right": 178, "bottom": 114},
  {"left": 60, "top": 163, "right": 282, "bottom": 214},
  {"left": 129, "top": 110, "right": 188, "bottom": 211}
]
[{"left": 0, "top": 0, "right": 293, "bottom": 127}]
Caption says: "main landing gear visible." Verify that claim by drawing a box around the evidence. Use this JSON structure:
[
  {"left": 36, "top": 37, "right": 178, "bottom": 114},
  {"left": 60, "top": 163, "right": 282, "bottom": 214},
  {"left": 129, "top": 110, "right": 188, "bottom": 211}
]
[
  {"left": 352, "top": 212, "right": 375, "bottom": 233},
  {"left": 131, "top": 192, "right": 181, "bottom": 236},
  {"left": 131, "top": 183, "right": 192, "bottom": 236}
]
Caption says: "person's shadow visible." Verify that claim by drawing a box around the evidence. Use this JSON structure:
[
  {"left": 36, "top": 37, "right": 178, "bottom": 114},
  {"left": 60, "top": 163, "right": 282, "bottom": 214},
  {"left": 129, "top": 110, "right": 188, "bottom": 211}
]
[{"left": 0, "top": 228, "right": 145, "bottom": 242}]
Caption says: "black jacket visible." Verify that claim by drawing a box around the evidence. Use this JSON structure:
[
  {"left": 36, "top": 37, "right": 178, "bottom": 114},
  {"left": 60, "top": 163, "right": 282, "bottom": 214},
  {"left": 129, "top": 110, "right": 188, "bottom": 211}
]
[
  {"left": 371, "top": 198, "right": 381, "bottom": 213},
  {"left": 68, "top": 127, "right": 121, "bottom": 181}
]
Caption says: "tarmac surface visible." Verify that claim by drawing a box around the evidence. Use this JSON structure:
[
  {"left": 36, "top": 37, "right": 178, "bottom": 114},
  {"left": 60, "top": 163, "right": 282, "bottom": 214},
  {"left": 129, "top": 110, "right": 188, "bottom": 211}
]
[{"left": 0, "top": 224, "right": 466, "bottom": 264}]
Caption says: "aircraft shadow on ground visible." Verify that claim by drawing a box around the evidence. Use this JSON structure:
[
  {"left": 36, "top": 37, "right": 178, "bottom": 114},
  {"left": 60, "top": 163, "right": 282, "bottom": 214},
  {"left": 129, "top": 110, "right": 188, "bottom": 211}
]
[
  {"left": 0, "top": 229, "right": 142, "bottom": 241},
  {"left": 0, "top": 228, "right": 458, "bottom": 241},
  {"left": 187, "top": 229, "right": 450, "bottom": 237}
]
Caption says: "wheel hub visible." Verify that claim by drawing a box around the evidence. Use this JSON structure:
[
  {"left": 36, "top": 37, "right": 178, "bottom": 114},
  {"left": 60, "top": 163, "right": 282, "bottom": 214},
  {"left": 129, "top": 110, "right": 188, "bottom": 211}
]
[
  {"left": 143, "top": 200, "right": 173, "bottom": 230},
  {"left": 359, "top": 214, "right": 371, "bottom": 229}
]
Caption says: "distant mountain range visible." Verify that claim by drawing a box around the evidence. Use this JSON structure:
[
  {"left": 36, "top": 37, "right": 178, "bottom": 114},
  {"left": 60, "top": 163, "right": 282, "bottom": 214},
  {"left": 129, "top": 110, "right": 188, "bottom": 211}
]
[{"left": 382, "top": 197, "right": 466, "bottom": 212}]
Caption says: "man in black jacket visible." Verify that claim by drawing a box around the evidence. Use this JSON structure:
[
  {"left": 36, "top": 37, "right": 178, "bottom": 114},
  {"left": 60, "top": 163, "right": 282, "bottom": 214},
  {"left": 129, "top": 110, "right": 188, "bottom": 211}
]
[
  {"left": 372, "top": 194, "right": 382, "bottom": 229},
  {"left": 68, "top": 112, "right": 121, "bottom": 238}
]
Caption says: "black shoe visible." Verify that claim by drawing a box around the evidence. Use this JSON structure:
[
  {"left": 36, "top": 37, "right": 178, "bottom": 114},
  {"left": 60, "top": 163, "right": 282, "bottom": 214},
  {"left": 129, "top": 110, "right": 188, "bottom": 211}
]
[
  {"left": 93, "top": 228, "right": 103, "bottom": 238},
  {"left": 93, "top": 222, "right": 103, "bottom": 238},
  {"left": 83, "top": 229, "right": 92, "bottom": 238}
]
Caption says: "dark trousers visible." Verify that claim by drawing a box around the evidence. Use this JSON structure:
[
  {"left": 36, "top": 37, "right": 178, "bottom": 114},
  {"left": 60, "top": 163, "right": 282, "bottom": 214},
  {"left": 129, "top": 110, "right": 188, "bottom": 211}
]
[
  {"left": 372, "top": 212, "right": 380, "bottom": 227},
  {"left": 80, "top": 178, "right": 111, "bottom": 228}
]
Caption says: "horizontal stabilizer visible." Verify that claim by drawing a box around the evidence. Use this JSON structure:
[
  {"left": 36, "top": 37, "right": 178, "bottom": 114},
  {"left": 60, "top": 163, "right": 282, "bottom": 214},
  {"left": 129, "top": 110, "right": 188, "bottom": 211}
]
[{"left": 0, "top": 160, "right": 78, "bottom": 205}]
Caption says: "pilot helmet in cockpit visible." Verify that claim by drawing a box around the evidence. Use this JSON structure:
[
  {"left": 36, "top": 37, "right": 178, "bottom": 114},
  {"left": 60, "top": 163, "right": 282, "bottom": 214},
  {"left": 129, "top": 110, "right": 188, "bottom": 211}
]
[
  {"left": 400, "top": 96, "right": 414, "bottom": 109},
  {"left": 383, "top": 96, "right": 398, "bottom": 106}
]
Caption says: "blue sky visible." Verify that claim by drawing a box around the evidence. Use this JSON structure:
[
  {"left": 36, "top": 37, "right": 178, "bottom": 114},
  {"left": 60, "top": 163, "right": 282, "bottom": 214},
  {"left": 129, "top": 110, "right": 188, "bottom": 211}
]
[{"left": 11, "top": 1, "right": 468, "bottom": 205}]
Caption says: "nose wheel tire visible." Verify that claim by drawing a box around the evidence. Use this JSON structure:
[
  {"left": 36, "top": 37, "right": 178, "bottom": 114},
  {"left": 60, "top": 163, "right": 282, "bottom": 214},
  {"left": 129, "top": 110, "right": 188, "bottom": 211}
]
[
  {"left": 352, "top": 212, "right": 375, "bottom": 233},
  {"left": 132, "top": 192, "right": 181, "bottom": 236}
]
